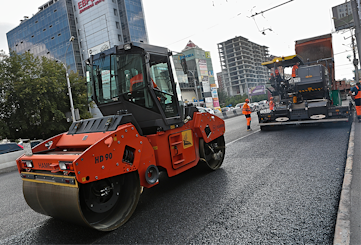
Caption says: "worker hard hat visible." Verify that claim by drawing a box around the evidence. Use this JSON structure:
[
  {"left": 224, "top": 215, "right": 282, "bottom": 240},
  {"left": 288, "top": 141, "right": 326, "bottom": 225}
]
[
  {"left": 270, "top": 97, "right": 273, "bottom": 100},
  {"left": 275, "top": 69, "right": 279, "bottom": 74},
  {"left": 245, "top": 99, "right": 249, "bottom": 103}
]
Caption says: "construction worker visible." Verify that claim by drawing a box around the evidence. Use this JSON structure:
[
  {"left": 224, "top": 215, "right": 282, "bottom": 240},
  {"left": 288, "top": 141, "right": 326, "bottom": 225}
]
[
  {"left": 349, "top": 81, "right": 361, "bottom": 122},
  {"left": 269, "top": 97, "right": 274, "bottom": 111},
  {"left": 242, "top": 98, "right": 252, "bottom": 131},
  {"left": 292, "top": 62, "right": 300, "bottom": 78}
]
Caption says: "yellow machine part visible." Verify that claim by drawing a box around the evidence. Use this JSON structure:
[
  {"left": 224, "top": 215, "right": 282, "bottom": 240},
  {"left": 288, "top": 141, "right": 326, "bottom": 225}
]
[{"left": 22, "top": 171, "right": 141, "bottom": 231}]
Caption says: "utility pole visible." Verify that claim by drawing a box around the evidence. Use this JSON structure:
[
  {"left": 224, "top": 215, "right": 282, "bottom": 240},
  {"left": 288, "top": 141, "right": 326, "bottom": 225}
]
[
  {"left": 351, "top": 0, "right": 361, "bottom": 81},
  {"left": 352, "top": 32, "right": 360, "bottom": 82}
]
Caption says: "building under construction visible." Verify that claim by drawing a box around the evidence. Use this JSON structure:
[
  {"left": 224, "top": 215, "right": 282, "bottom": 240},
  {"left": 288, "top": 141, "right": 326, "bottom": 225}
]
[{"left": 217, "top": 36, "right": 269, "bottom": 97}]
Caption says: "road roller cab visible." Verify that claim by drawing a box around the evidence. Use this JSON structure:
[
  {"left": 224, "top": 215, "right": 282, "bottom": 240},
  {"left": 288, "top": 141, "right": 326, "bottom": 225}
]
[{"left": 16, "top": 42, "right": 226, "bottom": 231}]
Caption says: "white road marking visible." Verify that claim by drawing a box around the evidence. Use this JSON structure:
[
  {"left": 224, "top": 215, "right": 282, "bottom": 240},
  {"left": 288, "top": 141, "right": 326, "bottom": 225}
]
[{"left": 225, "top": 129, "right": 260, "bottom": 147}]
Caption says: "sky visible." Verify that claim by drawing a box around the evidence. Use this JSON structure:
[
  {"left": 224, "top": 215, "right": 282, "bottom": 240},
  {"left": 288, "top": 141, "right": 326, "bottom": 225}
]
[{"left": 0, "top": 0, "right": 357, "bottom": 81}]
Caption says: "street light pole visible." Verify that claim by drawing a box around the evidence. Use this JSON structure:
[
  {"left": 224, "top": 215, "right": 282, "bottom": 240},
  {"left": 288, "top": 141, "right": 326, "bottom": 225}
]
[
  {"left": 188, "top": 70, "right": 200, "bottom": 106},
  {"left": 58, "top": 36, "right": 76, "bottom": 122}
]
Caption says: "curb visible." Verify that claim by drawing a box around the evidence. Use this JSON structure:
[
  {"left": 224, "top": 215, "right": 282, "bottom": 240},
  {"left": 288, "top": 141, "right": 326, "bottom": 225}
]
[
  {"left": 0, "top": 165, "right": 18, "bottom": 175},
  {"left": 333, "top": 118, "right": 355, "bottom": 245}
]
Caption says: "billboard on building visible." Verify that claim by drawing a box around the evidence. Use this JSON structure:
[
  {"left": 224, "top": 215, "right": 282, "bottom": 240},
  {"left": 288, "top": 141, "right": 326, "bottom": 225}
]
[
  {"left": 248, "top": 85, "right": 265, "bottom": 96},
  {"left": 332, "top": 1, "right": 355, "bottom": 31},
  {"left": 202, "top": 81, "right": 211, "bottom": 92}
]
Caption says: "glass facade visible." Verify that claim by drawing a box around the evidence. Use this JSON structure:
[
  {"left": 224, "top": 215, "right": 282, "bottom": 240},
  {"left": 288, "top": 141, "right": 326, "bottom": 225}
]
[
  {"left": 6, "top": 0, "right": 82, "bottom": 75},
  {"left": 118, "top": 0, "right": 148, "bottom": 43}
]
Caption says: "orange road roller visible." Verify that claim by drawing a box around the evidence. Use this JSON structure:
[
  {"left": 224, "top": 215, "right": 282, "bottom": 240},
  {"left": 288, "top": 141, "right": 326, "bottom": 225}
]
[{"left": 17, "top": 42, "right": 225, "bottom": 231}]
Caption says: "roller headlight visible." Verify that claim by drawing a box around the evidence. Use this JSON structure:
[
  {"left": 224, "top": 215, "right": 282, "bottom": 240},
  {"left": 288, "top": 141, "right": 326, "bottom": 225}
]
[
  {"left": 22, "top": 160, "right": 33, "bottom": 168},
  {"left": 124, "top": 43, "right": 131, "bottom": 50},
  {"left": 59, "top": 161, "right": 73, "bottom": 170}
]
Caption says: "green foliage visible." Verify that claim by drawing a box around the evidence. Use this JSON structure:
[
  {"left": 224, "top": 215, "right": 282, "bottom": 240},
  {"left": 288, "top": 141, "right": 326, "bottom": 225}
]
[
  {"left": 0, "top": 51, "right": 90, "bottom": 140},
  {"left": 217, "top": 89, "right": 268, "bottom": 107}
]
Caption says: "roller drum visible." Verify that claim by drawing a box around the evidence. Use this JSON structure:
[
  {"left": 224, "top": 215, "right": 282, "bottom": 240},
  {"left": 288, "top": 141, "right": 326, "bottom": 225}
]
[{"left": 23, "top": 172, "right": 141, "bottom": 231}]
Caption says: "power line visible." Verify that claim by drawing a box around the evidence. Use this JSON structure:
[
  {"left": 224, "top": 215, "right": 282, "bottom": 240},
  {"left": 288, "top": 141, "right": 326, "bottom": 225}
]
[
  {"left": 249, "top": 0, "right": 294, "bottom": 18},
  {"left": 166, "top": 12, "right": 241, "bottom": 47}
]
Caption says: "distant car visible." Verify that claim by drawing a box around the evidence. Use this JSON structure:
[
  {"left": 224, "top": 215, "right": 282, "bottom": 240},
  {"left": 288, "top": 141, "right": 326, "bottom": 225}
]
[
  {"left": 221, "top": 107, "right": 230, "bottom": 112},
  {"left": 249, "top": 103, "right": 259, "bottom": 112},
  {"left": 197, "top": 107, "right": 215, "bottom": 114},
  {"left": 235, "top": 103, "right": 245, "bottom": 109},
  {"left": 258, "top": 100, "right": 269, "bottom": 109},
  {"left": 18, "top": 139, "right": 43, "bottom": 148},
  {"left": 0, "top": 143, "right": 24, "bottom": 168}
]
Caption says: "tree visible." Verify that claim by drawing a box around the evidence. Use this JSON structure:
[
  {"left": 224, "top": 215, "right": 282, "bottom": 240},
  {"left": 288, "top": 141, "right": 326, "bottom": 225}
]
[
  {"left": 217, "top": 89, "right": 228, "bottom": 106},
  {"left": 0, "top": 51, "right": 90, "bottom": 140}
]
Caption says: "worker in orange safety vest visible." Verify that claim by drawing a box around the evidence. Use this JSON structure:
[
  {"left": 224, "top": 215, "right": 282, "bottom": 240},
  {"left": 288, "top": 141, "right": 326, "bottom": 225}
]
[
  {"left": 242, "top": 98, "right": 252, "bottom": 131},
  {"left": 349, "top": 81, "right": 361, "bottom": 122},
  {"left": 269, "top": 97, "right": 274, "bottom": 111},
  {"left": 292, "top": 62, "right": 300, "bottom": 78}
]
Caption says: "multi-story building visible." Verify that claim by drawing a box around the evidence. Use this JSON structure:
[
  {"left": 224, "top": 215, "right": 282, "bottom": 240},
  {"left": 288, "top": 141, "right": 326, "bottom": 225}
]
[
  {"left": 217, "top": 36, "right": 269, "bottom": 97},
  {"left": 6, "top": 0, "right": 148, "bottom": 75},
  {"left": 7, "top": 0, "right": 82, "bottom": 74},
  {"left": 173, "top": 40, "right": 219, "bottom": 109}
]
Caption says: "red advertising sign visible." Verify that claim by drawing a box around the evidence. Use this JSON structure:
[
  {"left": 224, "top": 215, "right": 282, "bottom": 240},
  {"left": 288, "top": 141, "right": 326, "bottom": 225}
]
[{"left": 78, "top": 0, "right": 105, "bottom": 14}]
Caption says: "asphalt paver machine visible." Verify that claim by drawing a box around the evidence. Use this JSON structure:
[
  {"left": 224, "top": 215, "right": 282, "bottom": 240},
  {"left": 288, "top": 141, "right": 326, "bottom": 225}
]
[
  {"left": 16, "top": 42, "right": 225, "bottom": 231},
  {"left": 258, "top": 54, "right": 352, "bottom": 130}
]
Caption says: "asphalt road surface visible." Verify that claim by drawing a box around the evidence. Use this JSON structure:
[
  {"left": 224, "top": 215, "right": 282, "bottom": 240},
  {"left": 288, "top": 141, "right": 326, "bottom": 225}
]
[{"left": 0, "top": 114, "right": 351, "bottom": 244}]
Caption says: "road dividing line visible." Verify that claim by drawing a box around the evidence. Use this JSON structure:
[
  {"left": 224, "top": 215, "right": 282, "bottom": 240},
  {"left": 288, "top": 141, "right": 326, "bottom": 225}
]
[
  {"left": 333, "top": 120, "right": 355, "bottom": 245},
  {"left": 225, "top": 129, "right": 260, "bottom": 147}
]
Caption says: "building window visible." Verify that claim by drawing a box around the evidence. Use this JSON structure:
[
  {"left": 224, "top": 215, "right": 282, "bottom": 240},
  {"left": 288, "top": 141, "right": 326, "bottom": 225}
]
[
  {"left": 51, "top": 37, "right": 55, "bottom": 40},
  {"left": 31, "top": 35, "right": 34, "bottom": 38},
  {"left": 58, "top": 33, "right": 61, "bottom": 36},
  {"left": 49, "top": 25, "right": 53, "bottom": 28},
  {"left": 118, "top": 35, "right": 122, "bottom": 41},
  {"left": 35, "top": 20, "right": 38, "bottom": 23},
  {"left": 114, "top": 9, "right": 117, "bottom": 15},
  {"left": 43, "top": 28, "right": 46, "bottom": 31},
  {"left": 116, "top": 22, "right": 120, "bottom": 29},
  {"left": 79, "top": 42, "right": 82, "bottom": 48},
  {"left": 76, "top": 17, "right": 78, "bottom": 24},
  {"left": 54, "top": 9, "right": 57, "bottom": 12}
]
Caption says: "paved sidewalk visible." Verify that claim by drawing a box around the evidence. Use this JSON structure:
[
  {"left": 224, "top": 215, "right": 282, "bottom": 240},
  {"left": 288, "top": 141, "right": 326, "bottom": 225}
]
[
  {"left": 350, "top": 118, "right": 361, "bottom": 244},
  {"left": 334, "top": 115, "right": 360, "bottom": 245}
]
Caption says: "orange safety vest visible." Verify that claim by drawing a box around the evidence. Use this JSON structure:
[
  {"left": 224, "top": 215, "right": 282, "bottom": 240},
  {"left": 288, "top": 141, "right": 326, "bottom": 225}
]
[
  {"left": 269, "top": 100, "right": 274, "bottom": 110},
  {"left": 242, "top": 103, "right": 251, "bottom": 115},
  {"left": 355, "top": 85, "right": 361, "bottom": 99},
  {"left": 292, "top": 65, "right": 298, "bottom": 78}
]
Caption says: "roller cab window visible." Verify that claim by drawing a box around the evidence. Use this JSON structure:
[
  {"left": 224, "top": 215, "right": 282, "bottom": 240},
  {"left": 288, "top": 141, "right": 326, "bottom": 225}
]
[
  {"left": 89, "top": 53, "right": 159, "bottom": 113},
  {"left": 149, "top": 54, "right": 178, "bottom": 118}
]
